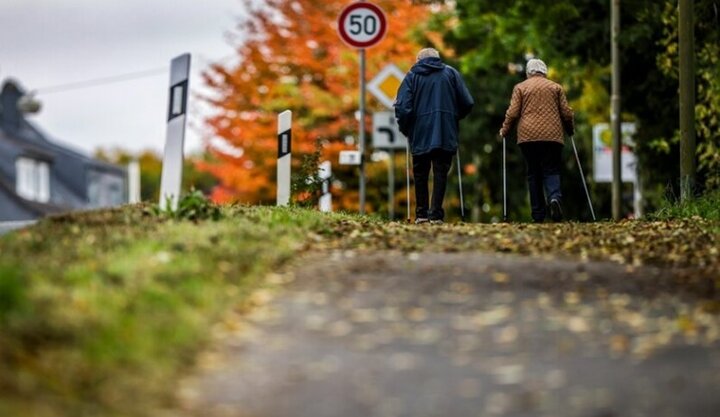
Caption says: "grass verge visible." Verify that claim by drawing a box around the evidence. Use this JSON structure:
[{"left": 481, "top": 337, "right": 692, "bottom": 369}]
[
  {"left": 0, "top": 205, "right": 359, "bottom": 417},
  {"left": 651, "top": 189, "right": 720, "bottom": 221}
]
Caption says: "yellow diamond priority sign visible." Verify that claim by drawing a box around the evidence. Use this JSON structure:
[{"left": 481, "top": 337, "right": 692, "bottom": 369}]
[{"left": 368, "top": 64, "right": 406, "bottom": 109}]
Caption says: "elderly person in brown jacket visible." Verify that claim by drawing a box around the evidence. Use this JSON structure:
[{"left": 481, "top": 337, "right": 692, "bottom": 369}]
[{"left": 500, "top": 58, "right": 574, "bottom": 222}]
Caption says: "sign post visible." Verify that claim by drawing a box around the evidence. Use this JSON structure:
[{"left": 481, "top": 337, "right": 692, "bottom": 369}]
[
  {"left": 359, "top": 49, "right": 367, "bottom": 214},
  {"left": 338, "top": 1, "right": 387, "bottom": 215},
  {"left": 277, "top": 110, "right": 292, "bottom": 206},
  {"left": 369, "top": 65, "right": 407, "bottom": 220},
  {"left": 159, "top": 53, "right": 191, "bottom": 210},
  {"left": 372, "top": 111, "right": 407, "bottom": 219}
]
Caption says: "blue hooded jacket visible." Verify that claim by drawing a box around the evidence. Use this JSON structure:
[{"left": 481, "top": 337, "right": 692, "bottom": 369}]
[{"left": 394, "top": 57, "right": 474, "bottom": 155}]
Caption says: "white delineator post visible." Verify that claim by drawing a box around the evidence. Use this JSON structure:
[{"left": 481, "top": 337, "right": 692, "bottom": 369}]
[
  {"left": 128, "top": 159, "right": 141, "bottom": 203},
  {"left": 159, "top": 53, "right": 191, "bottom": 210},
  {"left": 319, "top": 161, "right": 332, "bottom": 212},
  {"left": 276, "top": 110, "right": 292, "bottom": 206}
]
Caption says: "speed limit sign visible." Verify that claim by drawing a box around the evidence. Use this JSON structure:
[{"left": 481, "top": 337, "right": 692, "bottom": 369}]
[
  {"left": 337, "top": 2, "right": 387, "bottom": 49},
  {"left": 338, "top": 2, "right": 388, "bottom": 214}
]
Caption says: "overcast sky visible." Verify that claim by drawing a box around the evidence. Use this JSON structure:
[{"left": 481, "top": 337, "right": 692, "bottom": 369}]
[{"left": 0, "top": 0, "right": 245, "bottom": 155}]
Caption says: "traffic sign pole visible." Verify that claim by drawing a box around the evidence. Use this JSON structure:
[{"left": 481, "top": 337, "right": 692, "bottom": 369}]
[
  {"left": 388, "top": 149, "right": 395, "bottom": 220},
  {"left": 359, "top": 48, "right": 367, "bottom": 215},
  {"left": 338, "top": 1, "right": 387, "bottom": 216}
]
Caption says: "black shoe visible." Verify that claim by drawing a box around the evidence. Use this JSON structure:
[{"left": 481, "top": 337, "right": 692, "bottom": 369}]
[{"left": 549, "top": 199, "right": 563, "bottom": 222}]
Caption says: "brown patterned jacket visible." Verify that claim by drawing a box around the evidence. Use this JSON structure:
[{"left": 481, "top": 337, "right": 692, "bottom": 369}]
[{"left": 500, "top": 75, "right": 574, "bottom": 144}]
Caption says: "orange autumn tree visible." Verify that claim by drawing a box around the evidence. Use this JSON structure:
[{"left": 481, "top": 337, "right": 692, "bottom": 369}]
[{"left": 201, "top": 0, "right": 443, "bottom": 210}]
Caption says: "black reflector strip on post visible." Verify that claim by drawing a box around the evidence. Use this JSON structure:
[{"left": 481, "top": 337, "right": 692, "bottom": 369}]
[
  {"left": 167, "top": 80, "right": 188, "bottom": 121},
  {"left": 278, "top": 129, "right": 292, "bottom": 158}
]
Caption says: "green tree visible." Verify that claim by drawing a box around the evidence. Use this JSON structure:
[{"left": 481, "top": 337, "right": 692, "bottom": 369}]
[
  {"left": 436, "top": 0, "right": 612, "bottom": 221},
  {"left": 437, "top": 0, "right": 718, "bottom": 220},
  {"left": 655, "top": 0, "right": 720, "bottom": 191}
]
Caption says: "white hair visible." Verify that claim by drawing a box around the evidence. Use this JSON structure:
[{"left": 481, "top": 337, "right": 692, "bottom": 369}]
[
  {"left": 417, "top": 48, "right": 440, "bottom": 61},
  {"left": 526, "top": 58, "right": 548, "bottom": 76}
]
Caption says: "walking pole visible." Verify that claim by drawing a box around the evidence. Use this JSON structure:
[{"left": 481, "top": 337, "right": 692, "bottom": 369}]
[
  {"left": 571, "top": 136, "right": 597, "bottom": 221},
  {"left": 456, "top": 150, "right": 465, "bottom": 221},
  {"left": 502, "top": 136, "right": 508, "bottom": 222},
  {"left": 405, "top": 140, "right": 411, "bottom": 222}
]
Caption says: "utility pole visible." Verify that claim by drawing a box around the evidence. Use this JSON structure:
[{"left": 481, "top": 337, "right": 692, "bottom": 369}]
[
  {"left": 611, "top": 0, "right": 622, "bottom": 220},
  {"left": 679, "top": 0, "right": 696, "bottom": 200}
]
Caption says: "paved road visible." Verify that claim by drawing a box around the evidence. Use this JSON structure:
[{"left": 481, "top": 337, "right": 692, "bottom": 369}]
[{"left": 178, "top": 251, "right": 720, "bottom": 417}]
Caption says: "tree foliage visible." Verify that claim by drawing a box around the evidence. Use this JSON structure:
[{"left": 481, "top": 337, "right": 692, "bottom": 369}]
[
  {"left": 204, "top": 0, "right": 719, "bottom": 219},
  {"left": 656, "top": 0, "right": 720, "bottom": 190},
  {"left": 437, "top": 0, "right": 719, "bottom": 220},
  {"left": 201, "top": 0, "right": 442, "bottom": 211}
]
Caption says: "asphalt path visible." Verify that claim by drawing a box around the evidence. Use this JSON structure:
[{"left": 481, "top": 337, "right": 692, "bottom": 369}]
[{"left": 178, "top": 251, "right": 720, "bottom": 417}]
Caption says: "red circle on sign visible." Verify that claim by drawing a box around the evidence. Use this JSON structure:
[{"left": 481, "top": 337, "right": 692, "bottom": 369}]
[{"left": 337, "top": 2, "right": 387, "bottom": 49}]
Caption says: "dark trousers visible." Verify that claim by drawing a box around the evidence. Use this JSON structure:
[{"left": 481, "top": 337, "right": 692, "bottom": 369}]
[
  {"left": 519, "top": 141, "right": 563, "bottom": 222},
  {"left": 413, "top": 149, "right": 454, "bottom": 220}
]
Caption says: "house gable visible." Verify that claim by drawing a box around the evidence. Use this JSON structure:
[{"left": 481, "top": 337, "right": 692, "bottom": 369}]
[{"left": 0, "top": 79, "right": 127, "bottom": 220}]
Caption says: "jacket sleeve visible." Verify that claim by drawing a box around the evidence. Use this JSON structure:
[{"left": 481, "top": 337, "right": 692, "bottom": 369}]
[
  {"left": 454, "top": 70, "right": 474, "bottom": 120},
  {"left": 394, "top": 74, "right": 415, "bottom": 137},
  {"left": 500, "top": 86, "right": 522, "bottom": 138},
  {"left": 558, "top": 86, "right": 575, "bottom": 136}
]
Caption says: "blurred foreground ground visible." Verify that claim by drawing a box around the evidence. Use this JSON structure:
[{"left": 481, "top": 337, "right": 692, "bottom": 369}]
[
  {"left": 179, "top": 241, "right": 719, "bottom": 417},
  {"left": 1, "top": 207, "right": 718, "bottom": 417}
]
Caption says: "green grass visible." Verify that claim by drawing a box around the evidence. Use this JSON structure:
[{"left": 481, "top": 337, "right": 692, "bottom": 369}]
[
  {"left": 651, "top": 189, "right": 720, "bottom": 221},
  {"left": 0, "top": 204, "right": 355, "bottom": 417}
]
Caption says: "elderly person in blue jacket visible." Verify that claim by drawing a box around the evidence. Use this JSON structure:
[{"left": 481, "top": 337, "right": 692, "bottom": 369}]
[{"left": 394, "top": 48, "right": 474, "bottom": 224}]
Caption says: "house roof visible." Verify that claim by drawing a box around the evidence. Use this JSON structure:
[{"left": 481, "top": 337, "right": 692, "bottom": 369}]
[
  {"left": 0, "top": 129, "right": 55, "bottom": 161},
  {"left": 0, "top": 78, "right": 126, "bottom": 219}
]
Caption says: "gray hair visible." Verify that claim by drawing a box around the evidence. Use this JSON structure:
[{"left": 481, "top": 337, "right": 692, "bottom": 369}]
[
  {"left": 526, "top": 58, "right": 548, "bottom": 76},
  {"left": 417, "top": 48, "right": 440, "bottom": 61}
]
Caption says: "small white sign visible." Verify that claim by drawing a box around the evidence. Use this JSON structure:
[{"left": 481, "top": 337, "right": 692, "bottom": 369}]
[
  {"left": 339, "top": 150, "right": 362, "bottom": 166},
  {"left": 592, "top": 123, "right": 637, "bottom": 183},
  {"left": 372, "top": 111, "right": 407, "bottom": 149},
  {"left": 368, "top": 64, "right": 405, "bottom": 109}
]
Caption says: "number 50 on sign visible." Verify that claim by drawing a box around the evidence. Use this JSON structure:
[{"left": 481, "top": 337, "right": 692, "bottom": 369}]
[{"left": 338, "top": 2, "right": 387, "bottom": 49}]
